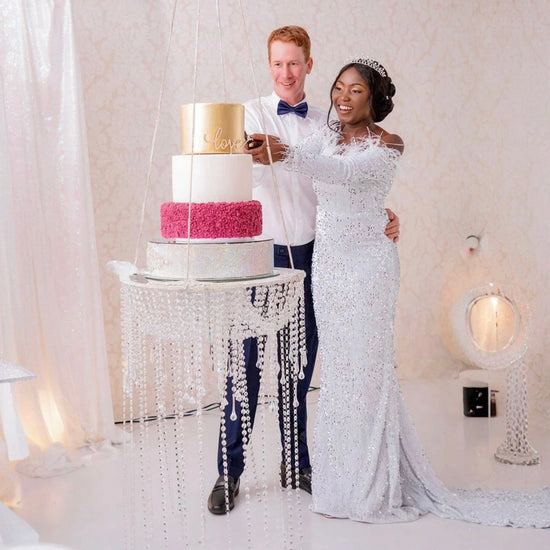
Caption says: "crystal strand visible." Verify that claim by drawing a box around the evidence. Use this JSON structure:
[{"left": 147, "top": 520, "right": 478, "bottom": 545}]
[
  {"left": 236, "top": 337, "right": 254, "bottom": 549},
  {"left": 136, "top": 288, "right": 149, "bottom": 549},
  {"left": 282, "top": 318, "right": 296, "bottom": 550},
  {"left": 276, "top": 323, "right": 291, "bottom": 547},
  {"left": 289, "top": 290, "right": 302, "bottom": 549},
  {"left": 139, "top": 333, "right": 153, "bottom": 550},
  {"left": 256, "top": 334, "right": 271, "bottom": 547},
  {"left": 152, "top": 328, "right": 170, "bottom": 548},
  {"left": 224, "top": 335, "right": 239, "bottom": 526},
  {"left": 297, "top": 280, "right": 307, "bottom": 381},
  {"left": 219, "top": 377, "right": 231, "bottom": 543},
  {"left": 183, "top": 289, "right": 196, "bottom": 545},
  {"left": 242, "top": 285, "right": 261, "bottom": 549},
  {"left": 216, "top": 289, "right": 235, "bottom": 550},
  {"left": 121, "top": 285, "right": 135, "bottom": 550},
  {"left": 161, "top": 294, "right": 178, "bottom": 522},
  {"left": 229, "top": 285, "right": 252, "bottom": 542},
  {"left": 195, "top": 287, "right": 208, "bottom": 544},
  {"left": 264, "top": 324, "right": 285, "bottom": 543},
  {"left": 171, "top": 306, "right": 188, "bottom": 545}
]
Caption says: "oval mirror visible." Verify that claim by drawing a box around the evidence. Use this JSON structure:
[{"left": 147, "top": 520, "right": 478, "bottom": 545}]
[
  {"left": 451, "top": 283, "right": 529, "bottom": 371},
  {"left": 467, "top": 295, "right": 517, "bottom": 353}
]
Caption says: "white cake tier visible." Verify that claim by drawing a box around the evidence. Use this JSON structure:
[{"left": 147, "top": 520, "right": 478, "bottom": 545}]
[
  {"left": 146, "top": 236, "right": 274, "bottom": 281},
  {"left": 172, "top": 154, "right": 253, "bottom": 203}
]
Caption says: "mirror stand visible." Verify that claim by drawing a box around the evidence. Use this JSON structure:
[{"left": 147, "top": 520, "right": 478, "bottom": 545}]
[
  {"left": 452, "top": 283, "right": 539, "bottom": 465},
  {"left": 494, "top": 361, "right": 540, "bottom": 465}
]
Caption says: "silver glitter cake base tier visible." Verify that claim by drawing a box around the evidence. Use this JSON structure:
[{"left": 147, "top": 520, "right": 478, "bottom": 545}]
[
  {"left": 146, "top": 236, "right": 274, "bottom": 280},
  {"left": 118, "top": 268, "right": 307, "bottom": 548}
]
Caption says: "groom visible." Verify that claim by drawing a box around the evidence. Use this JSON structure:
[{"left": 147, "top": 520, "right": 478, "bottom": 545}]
[{"left": 207, "top": 25, "right": 400, "bottom": 514}]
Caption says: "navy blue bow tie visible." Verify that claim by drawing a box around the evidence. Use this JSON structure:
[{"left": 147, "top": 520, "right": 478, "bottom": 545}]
[{"left": 277, "top": 100, "right": 308, "bottom": 118}]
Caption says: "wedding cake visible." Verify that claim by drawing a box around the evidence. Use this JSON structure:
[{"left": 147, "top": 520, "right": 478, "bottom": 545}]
[{"left": 146, "top": 103, "right": 274, "bottom": 280}]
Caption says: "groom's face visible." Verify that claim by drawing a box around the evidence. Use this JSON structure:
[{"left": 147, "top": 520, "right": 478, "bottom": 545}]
[{"left": 269, "top": 40, "right": 312, "bottom": 106}]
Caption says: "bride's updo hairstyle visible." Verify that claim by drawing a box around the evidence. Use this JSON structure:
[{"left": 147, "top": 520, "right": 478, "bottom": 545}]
[{"left": 328, "top": 58, "right": 396, "bottom": 125}]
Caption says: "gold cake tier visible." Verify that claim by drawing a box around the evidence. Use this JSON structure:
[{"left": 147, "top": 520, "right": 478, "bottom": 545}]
[{"left": 180, "top": 103, "right": 246, "bottom": 155}]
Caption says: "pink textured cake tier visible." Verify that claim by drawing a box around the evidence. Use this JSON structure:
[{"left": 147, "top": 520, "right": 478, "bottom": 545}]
[{"left": 161, "top": 201, "right": 262, "bottom": 239}]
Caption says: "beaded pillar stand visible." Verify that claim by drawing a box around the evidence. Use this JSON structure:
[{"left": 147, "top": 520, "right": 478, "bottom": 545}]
[
  {"left": 494, "top": 360, "right": 540, "bottom": 465},
  {"left": 118, "top": 268, "right": 306, "bottom": 549}
]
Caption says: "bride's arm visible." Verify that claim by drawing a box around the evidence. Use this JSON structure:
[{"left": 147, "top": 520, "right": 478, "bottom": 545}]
[
  {"left": 245, "top": 131, "right": 325, "bottom": 167},
  {"left": 284, "top": 133, "right": 399, "bottom": 182},
  {"left": 245, "top": 131, "right": 402, "bottom": 183}
]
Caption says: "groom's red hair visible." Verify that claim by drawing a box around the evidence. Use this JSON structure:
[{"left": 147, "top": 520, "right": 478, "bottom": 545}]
[{"left": 267, "top": 25, "right": 311, "bottom": 61}]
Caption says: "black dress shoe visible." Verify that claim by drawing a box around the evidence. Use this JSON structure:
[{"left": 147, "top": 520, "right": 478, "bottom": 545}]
[
  {"left": 280, "top": 464, "right": 312, "bottom": 494},
  {"left": 207, "top": 475, "right": 240, "bottom": 515}
]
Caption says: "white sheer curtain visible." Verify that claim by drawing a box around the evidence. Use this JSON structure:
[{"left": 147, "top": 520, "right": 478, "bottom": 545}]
[{"left": 0, "top": 0, "right": 119, "bottom": 476}]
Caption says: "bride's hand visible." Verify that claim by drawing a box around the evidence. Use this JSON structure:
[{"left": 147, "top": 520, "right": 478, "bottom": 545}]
[{"left": 245, "top": 133, "right": 287, "bottom": 165}]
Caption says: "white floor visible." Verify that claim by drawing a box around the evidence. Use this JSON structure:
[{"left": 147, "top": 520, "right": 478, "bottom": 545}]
[{"left": 10, "top": 377, "right": 550, "bottom": 550}]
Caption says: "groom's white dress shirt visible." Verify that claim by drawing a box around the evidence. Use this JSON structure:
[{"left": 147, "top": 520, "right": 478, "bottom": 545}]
[{"left": 244, "top": 92, "right": 326, "bottom": 246}]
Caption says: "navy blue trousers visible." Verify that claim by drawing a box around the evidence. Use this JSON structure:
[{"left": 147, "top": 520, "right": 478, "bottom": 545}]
[{"left": 217, "top": 241, "right": 318, "bottom": 480}]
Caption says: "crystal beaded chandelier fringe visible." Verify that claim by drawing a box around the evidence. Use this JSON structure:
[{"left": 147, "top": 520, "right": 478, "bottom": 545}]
[{"left": 119, "top": 270, "right": 306, "bottom": 547}]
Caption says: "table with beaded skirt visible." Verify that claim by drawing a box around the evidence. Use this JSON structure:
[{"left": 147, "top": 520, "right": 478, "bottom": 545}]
[{"left": 117, "top": 267, "right": 307, "bottom": 549}]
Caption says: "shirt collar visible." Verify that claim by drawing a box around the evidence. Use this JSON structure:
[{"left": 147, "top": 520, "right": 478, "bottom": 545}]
[{"left": 269, "top": 91, "right": 307, "bottom": 108}]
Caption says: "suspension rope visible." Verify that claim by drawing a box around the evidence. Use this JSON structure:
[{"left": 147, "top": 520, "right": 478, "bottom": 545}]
[
  {"left": 236, "top": 0, "right": 295, "bottom": 269},
  {"left": 133, "top": 0, "right": 179, "bottom": 268}
]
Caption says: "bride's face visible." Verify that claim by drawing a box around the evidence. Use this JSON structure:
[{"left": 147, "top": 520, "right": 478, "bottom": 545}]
[{"left": 331, "top": 67, "right": 372, "bottom": 127}]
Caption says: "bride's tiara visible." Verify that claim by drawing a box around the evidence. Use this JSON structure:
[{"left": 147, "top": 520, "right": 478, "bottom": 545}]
[{"left": 346, "top": 56, "right": 387, "bottom": 78}]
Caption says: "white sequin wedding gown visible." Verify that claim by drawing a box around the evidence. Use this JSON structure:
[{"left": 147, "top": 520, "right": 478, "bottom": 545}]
[{"left": 284, "top": 127, "right": 550, "bottom": 528}]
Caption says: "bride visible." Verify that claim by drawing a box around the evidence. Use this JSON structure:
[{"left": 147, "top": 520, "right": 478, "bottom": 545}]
[{"left": 247, "top": 57, "right": 550, "bottom": 528}]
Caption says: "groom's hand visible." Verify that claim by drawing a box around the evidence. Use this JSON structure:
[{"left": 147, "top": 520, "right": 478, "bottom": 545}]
[
  {"left": 245, "top": 133, "right": 287, "bottom": 165},
  {"left": 385, "top": 209, "right": 400, "bottom": 242}
]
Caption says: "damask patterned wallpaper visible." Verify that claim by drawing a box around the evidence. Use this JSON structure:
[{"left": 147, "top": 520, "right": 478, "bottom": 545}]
[{"left": 71, "top": 0, "right": 550, "bottom": 420}]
